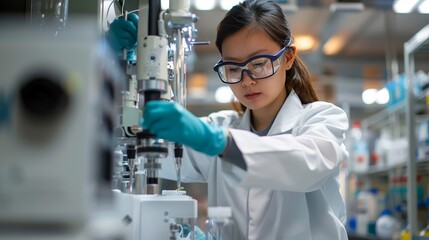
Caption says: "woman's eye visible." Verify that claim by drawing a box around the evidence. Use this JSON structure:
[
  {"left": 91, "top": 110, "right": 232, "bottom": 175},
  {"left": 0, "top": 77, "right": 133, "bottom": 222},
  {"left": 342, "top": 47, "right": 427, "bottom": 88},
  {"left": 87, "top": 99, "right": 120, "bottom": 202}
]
[
  {"left": 228, "top": 67, "right": 240, "bottom": 73},
  {"left": 252, "top": 60, "right": 267, "bottom": 68},
  {"left": 251, "top": 62, "right": 266, "bottom": 72}
]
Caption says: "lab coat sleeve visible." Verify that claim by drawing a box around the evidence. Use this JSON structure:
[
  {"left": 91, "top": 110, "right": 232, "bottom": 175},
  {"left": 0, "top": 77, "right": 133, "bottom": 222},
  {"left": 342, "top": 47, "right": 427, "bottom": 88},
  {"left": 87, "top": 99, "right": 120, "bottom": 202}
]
[
  {"left": 158, "top": 110, "right": 241, "bottom": 183},
  {"left": 223, "top": 102, "right": 349, "bottom": 192}
]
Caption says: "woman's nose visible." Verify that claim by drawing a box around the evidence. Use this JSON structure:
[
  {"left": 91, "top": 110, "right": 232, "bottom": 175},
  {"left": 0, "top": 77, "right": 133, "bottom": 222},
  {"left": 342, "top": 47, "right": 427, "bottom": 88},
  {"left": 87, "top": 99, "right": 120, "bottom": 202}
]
[{"left": 241, "top": 70, "right": 256, "bottom": 87}]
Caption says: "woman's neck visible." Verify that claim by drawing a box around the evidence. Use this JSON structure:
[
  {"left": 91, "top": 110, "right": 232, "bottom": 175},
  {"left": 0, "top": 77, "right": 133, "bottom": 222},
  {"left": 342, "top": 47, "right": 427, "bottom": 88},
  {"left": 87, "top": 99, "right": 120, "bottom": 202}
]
[{"left": 251, "top": 90, "right": 288, "bottom": 131}]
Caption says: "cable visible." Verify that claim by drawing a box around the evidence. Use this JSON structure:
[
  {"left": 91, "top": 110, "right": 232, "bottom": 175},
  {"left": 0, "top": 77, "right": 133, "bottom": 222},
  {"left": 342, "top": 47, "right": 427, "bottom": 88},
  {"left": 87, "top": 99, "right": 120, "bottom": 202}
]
[
  {"left": 122, "top": 0, "right": 126, "bottom": 16},
  {"left": 115, "top": 8, "right": 140, "bottom": 18},
  {"left": 106, "top": 1, "right": 142, "bottom": 27},
  {"left": 177, "top": 224, "right": 183, "bottom": 238}
]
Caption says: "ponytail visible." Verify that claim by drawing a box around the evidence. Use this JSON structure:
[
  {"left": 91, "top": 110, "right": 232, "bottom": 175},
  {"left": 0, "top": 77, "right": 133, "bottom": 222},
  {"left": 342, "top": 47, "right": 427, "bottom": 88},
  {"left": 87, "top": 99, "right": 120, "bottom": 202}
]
[{"left": 285, "top": 54, "right": 319, "bottom": 104}]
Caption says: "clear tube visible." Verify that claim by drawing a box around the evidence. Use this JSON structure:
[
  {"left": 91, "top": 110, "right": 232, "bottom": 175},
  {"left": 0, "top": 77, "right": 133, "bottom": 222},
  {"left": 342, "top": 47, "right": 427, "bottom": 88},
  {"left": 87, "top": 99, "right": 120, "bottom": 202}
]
[{"left": 206, "top": 218, "right": 232, "bottom": 240}]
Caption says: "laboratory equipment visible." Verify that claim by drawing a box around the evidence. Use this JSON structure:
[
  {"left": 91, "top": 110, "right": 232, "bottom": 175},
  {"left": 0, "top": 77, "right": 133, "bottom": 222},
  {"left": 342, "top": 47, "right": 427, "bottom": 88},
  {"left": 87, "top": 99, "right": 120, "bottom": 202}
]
[
  {"left": 205, "top": 207, "right": 235, "bottom": 240},
  {"left": 112, "top": 0, "right": 201, "bottom": 193},
  {"left": 110, "top": 0, "right": 206, "bottom": 239},
  {"left": 0, "top": 21, "right": 125, "bottom": 239},
  {"left": 30, "top": 0, "right": 69, "bottom": 36},
  {"left": 113, "top": 190, "right": 197, "bottom": 240},
  {"left": 135, "top": 0, "right": 200, "bottom": 189}
]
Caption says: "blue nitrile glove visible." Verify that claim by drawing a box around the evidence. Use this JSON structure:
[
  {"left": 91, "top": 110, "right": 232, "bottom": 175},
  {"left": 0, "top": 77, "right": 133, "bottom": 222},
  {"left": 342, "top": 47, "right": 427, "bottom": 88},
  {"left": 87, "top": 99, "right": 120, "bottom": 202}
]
[
  {"left": 182, "top": 224, "right": 206, "bottom": 240},
  {"left": 106, "top": 13, "right": 139, "bottom": 60},
  {"left": 141, "top": 101, "right": 227, "bottom": 156}
]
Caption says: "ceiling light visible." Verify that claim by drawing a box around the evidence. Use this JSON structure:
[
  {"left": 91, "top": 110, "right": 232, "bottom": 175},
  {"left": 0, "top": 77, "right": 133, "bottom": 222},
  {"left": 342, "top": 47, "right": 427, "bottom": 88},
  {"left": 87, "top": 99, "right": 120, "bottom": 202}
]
[
  {"left": 393, "top": 0, "right": 420, "bottom": 13},
  {"left": 220, "top": 0, "right": 241, "bottom": 11},
  {"left": 376, "top": 88, "right": 390, "bottom": 105},
  {"left": 362, "top": 88, "right": 377, "bottom": 105},
  {"left": 294, "top": 35, "right": 317, "bottom": 52},
  {"left": 193, "top": 0, "right": 216, "bottom": 11},
  {"left": 418, "top": 0, "right": 429, "bottom": 13},
  {"left": 323, "top": 36, "right": 344, "bottom": 55}
]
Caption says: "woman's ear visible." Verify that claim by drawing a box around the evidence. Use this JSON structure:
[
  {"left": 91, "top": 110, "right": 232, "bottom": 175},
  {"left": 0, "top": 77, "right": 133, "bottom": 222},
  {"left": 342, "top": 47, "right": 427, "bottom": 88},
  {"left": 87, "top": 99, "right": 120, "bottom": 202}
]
[{"left": 284, "top": 45, "right": 297, "bottom": 70}]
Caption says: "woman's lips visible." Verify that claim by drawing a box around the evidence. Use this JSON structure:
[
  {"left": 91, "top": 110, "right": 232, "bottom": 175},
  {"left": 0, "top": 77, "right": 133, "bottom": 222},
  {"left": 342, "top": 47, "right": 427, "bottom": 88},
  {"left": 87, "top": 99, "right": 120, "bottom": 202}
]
[{"left": 244, "top": 92, "right": 261, "bottom": 100}]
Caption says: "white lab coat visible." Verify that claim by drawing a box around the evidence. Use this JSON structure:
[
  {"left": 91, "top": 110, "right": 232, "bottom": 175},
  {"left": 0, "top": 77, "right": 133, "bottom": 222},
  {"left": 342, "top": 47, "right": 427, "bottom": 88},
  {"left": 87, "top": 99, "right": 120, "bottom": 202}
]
[{"left": 159, "top": 90, "right": 349, "bottom": 240}]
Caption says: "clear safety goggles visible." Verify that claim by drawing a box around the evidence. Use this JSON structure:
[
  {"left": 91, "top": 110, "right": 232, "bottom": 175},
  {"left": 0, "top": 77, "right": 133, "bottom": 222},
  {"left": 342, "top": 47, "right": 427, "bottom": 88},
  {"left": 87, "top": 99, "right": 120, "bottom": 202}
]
[{"left": 213, "top": 45, "right": 289, "bottom": 84}]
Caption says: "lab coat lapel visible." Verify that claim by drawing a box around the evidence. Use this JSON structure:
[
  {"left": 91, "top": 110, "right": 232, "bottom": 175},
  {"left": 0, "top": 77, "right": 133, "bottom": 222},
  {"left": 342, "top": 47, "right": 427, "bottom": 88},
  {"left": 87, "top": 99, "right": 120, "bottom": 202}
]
[
  {"left": 238, "top": 108, "right": 252, "bottom": 131},
  {"left": 268, "top": 90, "right": 303, "bottom": 136}
]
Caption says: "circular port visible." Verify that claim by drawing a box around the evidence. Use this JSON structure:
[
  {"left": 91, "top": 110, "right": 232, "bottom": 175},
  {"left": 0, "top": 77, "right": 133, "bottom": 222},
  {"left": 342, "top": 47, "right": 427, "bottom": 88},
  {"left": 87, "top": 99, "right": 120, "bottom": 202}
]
[{"left": 19, "top": 73, "right": 69, "bottom": 120}]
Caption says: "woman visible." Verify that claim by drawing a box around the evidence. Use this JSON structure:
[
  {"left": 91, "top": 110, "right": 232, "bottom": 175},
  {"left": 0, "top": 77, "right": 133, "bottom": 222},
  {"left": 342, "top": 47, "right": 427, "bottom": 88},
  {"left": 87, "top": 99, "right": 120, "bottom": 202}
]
[{"left": 110, "top": 0, "right": 349, "bottom": 239}]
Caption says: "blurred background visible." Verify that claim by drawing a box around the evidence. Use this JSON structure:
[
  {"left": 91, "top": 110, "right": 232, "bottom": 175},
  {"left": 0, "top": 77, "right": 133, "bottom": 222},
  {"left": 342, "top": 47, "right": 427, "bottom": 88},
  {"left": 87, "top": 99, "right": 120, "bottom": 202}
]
[
  {"left": 1, "top": 0, "right": 428, "bottom": 239},
  {"left": 96, "top": 0, "right": 429, "bottom": 119},
  {"left": 158, "top": 0, "right": 429, "bottom": 121}
]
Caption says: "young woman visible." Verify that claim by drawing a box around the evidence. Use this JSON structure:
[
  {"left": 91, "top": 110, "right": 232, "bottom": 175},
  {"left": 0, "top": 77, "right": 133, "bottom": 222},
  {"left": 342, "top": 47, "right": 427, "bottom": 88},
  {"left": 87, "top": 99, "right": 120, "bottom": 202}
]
[{"left": 110, "top": 0, "right": 349, "bottom": 239}]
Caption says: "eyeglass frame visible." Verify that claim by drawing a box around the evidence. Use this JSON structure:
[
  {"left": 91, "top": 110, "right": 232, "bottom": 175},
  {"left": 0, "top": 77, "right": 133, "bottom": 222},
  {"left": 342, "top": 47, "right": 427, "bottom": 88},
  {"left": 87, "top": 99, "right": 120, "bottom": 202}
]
[{"left": 213, "top": 42, "right": 292, "bottom": 84}]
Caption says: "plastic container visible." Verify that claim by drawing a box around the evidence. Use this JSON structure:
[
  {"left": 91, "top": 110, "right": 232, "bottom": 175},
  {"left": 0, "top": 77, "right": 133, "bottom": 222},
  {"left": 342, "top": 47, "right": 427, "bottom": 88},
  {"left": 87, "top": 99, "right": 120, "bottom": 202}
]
[
  {"left": 351, "top": 121, "right": 369, "bottom": 173},
  {"left": 356, "top": 188, "right": 378, "bottom": 235},
  {"left": 400, "top": 224, "right": 410, "bottom": 240},
  {"left": 205, "top": 207, "right": 235, "bottom": 240},
  {"left": 376, "top": 209, "right": 399, "bottom": 239}
]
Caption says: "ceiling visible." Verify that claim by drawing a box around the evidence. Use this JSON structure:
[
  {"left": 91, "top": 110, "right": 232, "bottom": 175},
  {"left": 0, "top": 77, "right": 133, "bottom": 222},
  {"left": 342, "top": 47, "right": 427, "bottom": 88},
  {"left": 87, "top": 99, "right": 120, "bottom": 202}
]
[{"left": 184, "top": 1, "right": 429, "bottom": 120}]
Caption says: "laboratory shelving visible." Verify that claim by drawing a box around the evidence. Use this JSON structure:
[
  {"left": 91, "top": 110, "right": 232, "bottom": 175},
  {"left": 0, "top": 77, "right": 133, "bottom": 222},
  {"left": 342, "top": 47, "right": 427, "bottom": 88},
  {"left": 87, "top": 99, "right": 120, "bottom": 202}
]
[
  {"left": 405, "top": 23, "right": 429, "bottom": 237},
  {"left": 347, "top": 23, "right": 429, "bottom": 240}
]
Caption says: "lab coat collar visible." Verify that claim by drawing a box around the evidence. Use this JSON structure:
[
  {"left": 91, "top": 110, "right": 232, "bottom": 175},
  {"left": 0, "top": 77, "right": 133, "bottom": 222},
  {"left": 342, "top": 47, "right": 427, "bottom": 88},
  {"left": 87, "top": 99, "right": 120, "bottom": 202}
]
[{"left": 238, "top": 90, "right": 304, "bottom": 135}]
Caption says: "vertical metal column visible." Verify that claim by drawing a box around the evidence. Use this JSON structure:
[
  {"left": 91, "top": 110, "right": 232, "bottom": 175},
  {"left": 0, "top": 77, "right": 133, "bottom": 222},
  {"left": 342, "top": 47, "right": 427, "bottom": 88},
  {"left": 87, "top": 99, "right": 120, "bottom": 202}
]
[
  {"left": 404, "top": 43, "right": 417, "bottom": 235},
  {"left": 404, "top": 24, "right": 429, "bottom": 239}
]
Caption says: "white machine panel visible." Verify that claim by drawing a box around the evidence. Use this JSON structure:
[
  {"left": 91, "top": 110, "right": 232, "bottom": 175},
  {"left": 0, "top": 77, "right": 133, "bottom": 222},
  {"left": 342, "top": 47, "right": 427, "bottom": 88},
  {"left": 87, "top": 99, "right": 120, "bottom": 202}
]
[
  {"left": 114, "top": 190, "right": 198, "bottom": 240},
  {"left": 0, "top": 20, "right": 123, "bottom": 237}
]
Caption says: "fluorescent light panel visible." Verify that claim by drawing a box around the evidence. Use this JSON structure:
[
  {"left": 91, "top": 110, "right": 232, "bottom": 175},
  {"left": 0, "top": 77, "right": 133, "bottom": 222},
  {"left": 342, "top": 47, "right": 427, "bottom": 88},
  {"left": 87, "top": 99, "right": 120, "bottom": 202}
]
[
  {"left": 393, "top": 0, "right": 420, "bottom": 13},
  {"left": 193, "top": 0, "right": 216, "bottom": 10},
  {"left": 220, "top": 0, "right": 241, "bottom": 10},
  {"left": 418, "top": 0, "right": 429, "bottom": 13},
  {"left": 329, "top": 2, "right": 364, "bottom": 12}
]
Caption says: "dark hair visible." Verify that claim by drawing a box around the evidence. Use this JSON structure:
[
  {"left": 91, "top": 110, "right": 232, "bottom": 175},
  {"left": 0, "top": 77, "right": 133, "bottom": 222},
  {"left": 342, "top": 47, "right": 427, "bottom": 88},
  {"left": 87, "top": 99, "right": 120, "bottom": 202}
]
[{"left": 215, "top": 0, "right": 318, "bottom": 112}]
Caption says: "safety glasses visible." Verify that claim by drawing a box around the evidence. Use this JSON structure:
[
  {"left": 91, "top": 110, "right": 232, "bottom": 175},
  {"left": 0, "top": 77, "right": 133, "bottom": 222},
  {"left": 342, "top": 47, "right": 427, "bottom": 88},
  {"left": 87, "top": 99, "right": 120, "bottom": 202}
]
[{"left": 213, "top": 47, "right": 287, "bottom": 84}]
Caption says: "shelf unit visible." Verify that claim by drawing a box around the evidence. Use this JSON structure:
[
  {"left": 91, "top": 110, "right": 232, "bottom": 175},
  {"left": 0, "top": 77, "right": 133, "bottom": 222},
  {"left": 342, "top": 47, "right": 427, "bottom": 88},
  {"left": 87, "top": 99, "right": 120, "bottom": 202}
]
[
  {"left": 405, "top": 23, "right": 429, "bottom": 237},
  {"left": 347, "top": 97, "right": 407, "bottom": 239},
  {"left": 346, "top": 24, "right": 429, "bottom": 239}
]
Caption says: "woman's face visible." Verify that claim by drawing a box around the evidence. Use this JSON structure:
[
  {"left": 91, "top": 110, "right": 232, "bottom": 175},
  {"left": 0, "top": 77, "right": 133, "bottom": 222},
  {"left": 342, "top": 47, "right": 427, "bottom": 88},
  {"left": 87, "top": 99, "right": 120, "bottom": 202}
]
[{"left": 221, "top": 27, "right": 296, "bottom": 113}]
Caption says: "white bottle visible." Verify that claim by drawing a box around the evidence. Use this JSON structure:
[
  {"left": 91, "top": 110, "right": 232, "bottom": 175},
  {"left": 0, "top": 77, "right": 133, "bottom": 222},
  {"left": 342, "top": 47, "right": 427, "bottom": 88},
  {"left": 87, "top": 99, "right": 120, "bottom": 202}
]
[
  {"left": 367, "top": 188, "right": 379, "bottom": 221},
  {"left": 356, "top": 188, "right": 377, "bottom": 235},
  {"left": 205, "top": 207, "right": 235, "bottom": 240},
  {"left": 351, "top": 121, "right": 369, "bottom": 173},
  {"left": 376, "top": 209, "right": 400, "bottom": 239}
]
